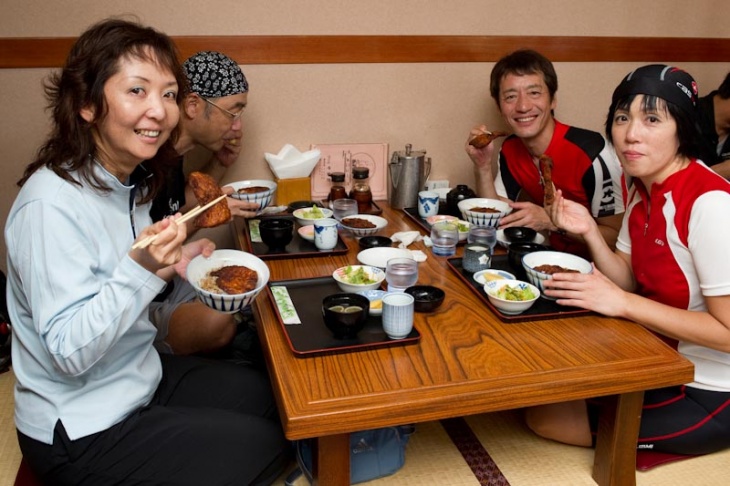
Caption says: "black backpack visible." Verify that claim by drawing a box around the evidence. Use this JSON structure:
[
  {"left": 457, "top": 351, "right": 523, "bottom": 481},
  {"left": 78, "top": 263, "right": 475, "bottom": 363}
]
[{"left": 0, "top": 270, "right": 11, "bottom": 373}]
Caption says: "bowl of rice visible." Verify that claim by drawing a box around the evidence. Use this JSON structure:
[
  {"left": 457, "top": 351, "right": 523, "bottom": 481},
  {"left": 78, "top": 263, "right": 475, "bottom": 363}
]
[{"left": 187, "top": 249, "right": 270, "bottom": 313}]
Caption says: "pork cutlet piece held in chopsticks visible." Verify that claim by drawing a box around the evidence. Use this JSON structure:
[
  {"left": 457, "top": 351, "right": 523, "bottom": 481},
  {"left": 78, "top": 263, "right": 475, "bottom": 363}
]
[
  {"left": 539, "top": 154, "right": 555, "bottom": 206},
  {"left": 469, "top": 130, "right": 508, "bottom": 149},
  {"left": 188, "top": 171, "right": 231, "bottom": 228}
]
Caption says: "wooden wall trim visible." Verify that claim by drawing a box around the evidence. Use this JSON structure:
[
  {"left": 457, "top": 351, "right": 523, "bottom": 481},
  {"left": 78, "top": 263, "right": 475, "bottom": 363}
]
[{"left": 2, "top": 35, "right": 729, "bottom": 68}]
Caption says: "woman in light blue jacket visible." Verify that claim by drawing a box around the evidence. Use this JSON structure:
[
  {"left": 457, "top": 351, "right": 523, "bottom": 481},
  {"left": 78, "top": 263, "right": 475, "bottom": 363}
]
[{"left": 5, "top": 18, "right": 288, "bottom": 485}]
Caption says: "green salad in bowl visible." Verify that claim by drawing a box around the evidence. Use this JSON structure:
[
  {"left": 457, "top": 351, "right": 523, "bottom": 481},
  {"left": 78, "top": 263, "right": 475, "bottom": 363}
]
[{"left": 332, "top": 265, "right": 385, "bottom": 292}]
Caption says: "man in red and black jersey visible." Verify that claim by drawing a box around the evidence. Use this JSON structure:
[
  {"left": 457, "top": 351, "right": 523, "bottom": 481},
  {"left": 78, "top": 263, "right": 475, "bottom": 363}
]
[{"left": 465, "top": 49, "right": 626, "bottom": 256}]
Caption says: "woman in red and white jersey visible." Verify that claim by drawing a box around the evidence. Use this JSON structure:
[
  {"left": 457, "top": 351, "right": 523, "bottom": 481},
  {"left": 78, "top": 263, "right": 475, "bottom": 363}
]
[{"left": 524, "top": 64, "right": 730, "bottom": 455}]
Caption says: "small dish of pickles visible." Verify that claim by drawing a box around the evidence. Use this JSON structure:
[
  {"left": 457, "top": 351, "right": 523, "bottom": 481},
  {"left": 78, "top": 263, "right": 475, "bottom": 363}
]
[{"left": 356, "top": 289, "right": 387, "bottom": 316}]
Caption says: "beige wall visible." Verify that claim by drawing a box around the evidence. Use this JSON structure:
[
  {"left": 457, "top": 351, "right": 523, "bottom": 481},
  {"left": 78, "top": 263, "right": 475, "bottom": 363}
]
[{"left": 1, "top": 0, "right": 728, "bottom": 271}]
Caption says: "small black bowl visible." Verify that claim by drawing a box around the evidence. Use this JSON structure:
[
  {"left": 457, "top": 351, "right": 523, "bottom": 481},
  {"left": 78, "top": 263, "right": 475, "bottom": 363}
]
[
  {"left": 358, "top": 235, "right": 393, "bottom": 250},
  {"left": 405, "top": 285, "right": 445, "bottom": 313},
  {"left": 259, "top": 218, "right": 294, "bottom": 251},
  {"left": 288, "top": 200, "right": 324, "bottom": 213},
  {"left": 322, "top": 293, "right": 370, "bottom": 339},
  {"left": 507, "top": 242, "right": 549, "bottom": 277},
  {"left": 503, "top": 226, "right": 537, "bottom": 244}
]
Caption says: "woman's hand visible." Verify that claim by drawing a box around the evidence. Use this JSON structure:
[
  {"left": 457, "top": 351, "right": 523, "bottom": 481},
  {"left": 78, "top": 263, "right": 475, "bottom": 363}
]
[
  {"left": 131, "top": 216, "right": 187, "bottom": 273},
  {"left": 173, "top": 238, "right": 216, "bottom": 279},
  {"left": 542, "top": 265, "right": 630, "bottom": 317},
  {"left": 549, "top": 190, "right": 596, "bottom": 237}
]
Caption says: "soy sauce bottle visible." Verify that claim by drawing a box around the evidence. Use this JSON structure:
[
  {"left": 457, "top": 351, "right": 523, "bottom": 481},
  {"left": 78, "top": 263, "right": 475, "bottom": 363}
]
[
  {"left": 328, "top": 172, "right": 347, "bottom": 206},
  {"left": 349, "top": 166, "right": 372, "bottom": 214}
]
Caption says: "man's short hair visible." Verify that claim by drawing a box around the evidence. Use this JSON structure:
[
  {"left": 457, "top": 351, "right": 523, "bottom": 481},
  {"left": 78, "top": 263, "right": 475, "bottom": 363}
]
[{"left": 489, "top": 49, "right": 558, "bottom": 102}]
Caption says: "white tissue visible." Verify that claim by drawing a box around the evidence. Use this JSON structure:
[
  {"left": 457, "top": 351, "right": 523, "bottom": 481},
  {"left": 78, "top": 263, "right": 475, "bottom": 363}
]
[
  {"left": 390, "top": 231, "right": 423, "bottom": 249},
  {"left": 265, "top": 144, "right": 321, "bottom": 179}
]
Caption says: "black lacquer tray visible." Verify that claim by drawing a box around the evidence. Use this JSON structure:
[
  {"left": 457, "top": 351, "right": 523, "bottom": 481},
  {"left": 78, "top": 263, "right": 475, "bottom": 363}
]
[
  {"left": 242, "top": 215, "right": 349, "bottom": 260},
  {"left": 446, "top": 255, "right": 591, "bottom": 323},
  {"left": 266, "top": 277, "right": 420, "bottom": 357}
]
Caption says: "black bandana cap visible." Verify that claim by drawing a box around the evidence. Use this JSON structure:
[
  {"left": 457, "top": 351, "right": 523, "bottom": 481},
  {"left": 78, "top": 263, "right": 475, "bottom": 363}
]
[
  {"left": 612, "top": 64, "right": 698, "bottom": 115},
  {"left": 183, "top": 51, "right": 249, "bottom": 98}
]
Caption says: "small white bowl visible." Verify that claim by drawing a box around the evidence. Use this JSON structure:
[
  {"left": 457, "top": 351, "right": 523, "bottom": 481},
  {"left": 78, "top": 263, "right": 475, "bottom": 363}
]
[
  {"left": 522, "top": 251, "right": 593, "bottom": 300},
  {"left": 339, "top": 214, "right": 388, "bottom": 237},
  {"left": 292, "top": 207, "right": 334, "bottom": 226},
  {"left": 356, "top": 289, "right": 387, "bottom": 316},
  {"left": 484, "top": 279, "right": 540, "bottom": 315},
  {"left": 297, "top": 225, "right": 314, "bottom": 242},
  {"left": 332, "top": 265, "right": 386, "bottom": 293},
  {"left": 457, "top": 198, "right": 511, "bottom": 227},
  {"left": 226, "top": 179, "right": 277, "bottom": 210},
  {"left": 187, "top": 250, "right": 270, "bottom": 314},
  {"left": 473, "top": 269, "right": 516, "bottom": 285}
]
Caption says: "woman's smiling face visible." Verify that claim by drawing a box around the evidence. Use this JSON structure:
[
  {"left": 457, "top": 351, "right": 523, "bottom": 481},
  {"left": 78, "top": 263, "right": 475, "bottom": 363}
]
[
  {"left": 611, "top": 95, "right": 684, "bottom": 186},
  {"left": 81, "top": 51, "right": 180, "bottom": 180}
]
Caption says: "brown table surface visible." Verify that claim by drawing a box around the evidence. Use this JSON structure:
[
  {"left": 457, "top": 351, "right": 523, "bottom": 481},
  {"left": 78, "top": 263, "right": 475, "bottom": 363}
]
[{"left": 231, "top": 201, "right": 694, "bottom": 486}]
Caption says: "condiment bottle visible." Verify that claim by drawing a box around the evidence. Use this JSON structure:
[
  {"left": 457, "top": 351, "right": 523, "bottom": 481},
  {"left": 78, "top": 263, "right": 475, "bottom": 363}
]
[
  {"left": 350, "top": 166, "right": 372, "bottom": 214},
  {"left": 327, "top": 172, "right": 347, "bottom": 206}
]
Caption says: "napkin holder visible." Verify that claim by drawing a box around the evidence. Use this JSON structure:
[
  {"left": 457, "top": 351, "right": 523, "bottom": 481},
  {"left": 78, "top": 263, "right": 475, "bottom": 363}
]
[{"left": 275, "top": 177, "right": 311, "bottom": 205}]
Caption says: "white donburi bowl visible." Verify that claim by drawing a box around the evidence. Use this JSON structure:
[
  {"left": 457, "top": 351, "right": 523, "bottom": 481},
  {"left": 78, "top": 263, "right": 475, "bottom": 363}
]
[
  {"left": 187, "top": 249, "right": 270, "bottom": 314},
  {"left": 457, "top": 198, "right": 511, "bottom": 227},
  {"left": 226, "top": 179, "right": 277, "bottom": 210},
  {"left": 521, "top": 251, "right": 592, "bottom": 300},
  {"left": 484, "top": 279, "right": 540, "bottom": 315},
  {"left": 339, "top": 214, "right": 388, "bottom": 237},
  {"left": 332, "top": 265, "right": 386, "bottom": 293},
  {"left": 292, "top": 207, "right": 334, "bottom": 226}
]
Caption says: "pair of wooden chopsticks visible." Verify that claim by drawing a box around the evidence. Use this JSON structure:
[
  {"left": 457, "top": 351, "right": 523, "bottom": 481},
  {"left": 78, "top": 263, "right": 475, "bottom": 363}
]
[{"left": 131, "top": 194, "right": 227, "bottom": 250}]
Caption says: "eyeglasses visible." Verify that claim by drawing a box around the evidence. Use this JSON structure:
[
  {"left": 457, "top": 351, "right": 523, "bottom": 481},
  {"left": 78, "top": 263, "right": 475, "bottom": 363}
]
[{"left": 201, "top": 97, "right": 245, "bottom": 120}]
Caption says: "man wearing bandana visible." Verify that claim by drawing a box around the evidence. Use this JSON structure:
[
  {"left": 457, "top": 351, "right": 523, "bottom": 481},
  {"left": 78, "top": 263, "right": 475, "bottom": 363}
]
[{"left": 150, "top": 51, "right": 259, "bottom": 356}]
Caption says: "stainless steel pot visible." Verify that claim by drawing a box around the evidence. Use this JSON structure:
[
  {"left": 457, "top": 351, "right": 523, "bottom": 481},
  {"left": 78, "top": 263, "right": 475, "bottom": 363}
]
[{"left": 388, "top": 144, "right": 430, "bottom": 209}]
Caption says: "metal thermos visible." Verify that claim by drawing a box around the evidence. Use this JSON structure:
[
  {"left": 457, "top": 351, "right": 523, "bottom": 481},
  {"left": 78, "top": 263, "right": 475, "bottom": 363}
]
[{"left": 388, "top": 144, "right": 431, "bottom": 209}]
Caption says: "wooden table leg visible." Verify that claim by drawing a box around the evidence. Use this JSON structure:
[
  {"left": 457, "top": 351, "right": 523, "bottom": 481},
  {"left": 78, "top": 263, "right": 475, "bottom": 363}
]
[
  {"left": 592, "top": 391, "right": 644, "bottom": 486},
  {"left": 312, "top": 433, "right": 350, "bottom": 486}
]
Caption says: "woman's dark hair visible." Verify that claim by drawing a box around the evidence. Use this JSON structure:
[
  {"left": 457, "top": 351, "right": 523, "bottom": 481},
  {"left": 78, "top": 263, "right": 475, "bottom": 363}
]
[
  {"left": 18, "top": 17, "right": 187, "bottom": 203},
  {"left": 605, "top": 94, "right": 714, "bottom": 162},
  {"left": 490, "top": 49, "right": 558, "bottom": 102}
]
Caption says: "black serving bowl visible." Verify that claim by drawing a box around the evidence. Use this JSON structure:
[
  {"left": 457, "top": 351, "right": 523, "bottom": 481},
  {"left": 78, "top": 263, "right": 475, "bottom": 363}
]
[
  {"left": 358, "top": 235, "right": 393, "bottom": 250},
  {"left": 405, "top": 285, "right": 445, "bottom": 313},
  {"left": 507, "top": 242, "right": 549, "bottom": 278},
  {"left": 287, "top": 200, "right": 324, "bottom": 212},
  {"left": 259, "top": 218, "right": 294, "bottom": 251},
  {"left": 503, "top": 226, "right": 537, "bottom": 244},
  {"left": 322, "top": 293, "right": 370, "bottom": 339}
]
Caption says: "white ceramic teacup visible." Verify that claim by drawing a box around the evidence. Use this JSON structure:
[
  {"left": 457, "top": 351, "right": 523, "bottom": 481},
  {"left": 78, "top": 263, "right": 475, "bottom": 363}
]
[
  {"left": 382, "top": 292, "right": 415, "bottom": 339},
  {"left": 417, "top": 190, "right": 440, "bottom": 218},
  {"left": 314, "top": 218, "right": 338, "bottom": 251}
]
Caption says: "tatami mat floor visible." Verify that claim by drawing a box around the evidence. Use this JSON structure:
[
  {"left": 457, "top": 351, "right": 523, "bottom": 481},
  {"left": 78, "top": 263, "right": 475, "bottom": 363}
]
[{"left": 1, "top": 368, "right": 728, "bottom": 485}]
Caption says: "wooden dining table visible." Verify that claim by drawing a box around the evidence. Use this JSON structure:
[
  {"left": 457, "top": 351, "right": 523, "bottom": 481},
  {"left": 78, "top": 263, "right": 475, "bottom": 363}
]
[{"left": 232, "top": 201, "right": 694, "bottom": 486}]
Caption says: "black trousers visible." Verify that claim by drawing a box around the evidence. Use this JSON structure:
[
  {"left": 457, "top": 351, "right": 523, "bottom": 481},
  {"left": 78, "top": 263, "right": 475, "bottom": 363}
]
[{"left": 18, "top": 354, "right": 290, "bottom": 485}]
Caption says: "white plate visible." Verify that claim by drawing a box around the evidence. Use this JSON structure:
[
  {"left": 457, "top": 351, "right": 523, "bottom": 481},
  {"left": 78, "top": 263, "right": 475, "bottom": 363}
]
[
  {"left": 496, "top": 229, "right": 547, "bottom": 249},
  {"left": 473, "top": 269, "right": 516, "bottom": 285},
  {"left": 357, "top": 247, "right": 414, "bottom": 269}
]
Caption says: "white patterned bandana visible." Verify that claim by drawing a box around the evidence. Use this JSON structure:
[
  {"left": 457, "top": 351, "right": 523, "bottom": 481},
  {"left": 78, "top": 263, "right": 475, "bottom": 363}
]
[{"left": 183, "top": 51, "right": 249, "bottom": 98}]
